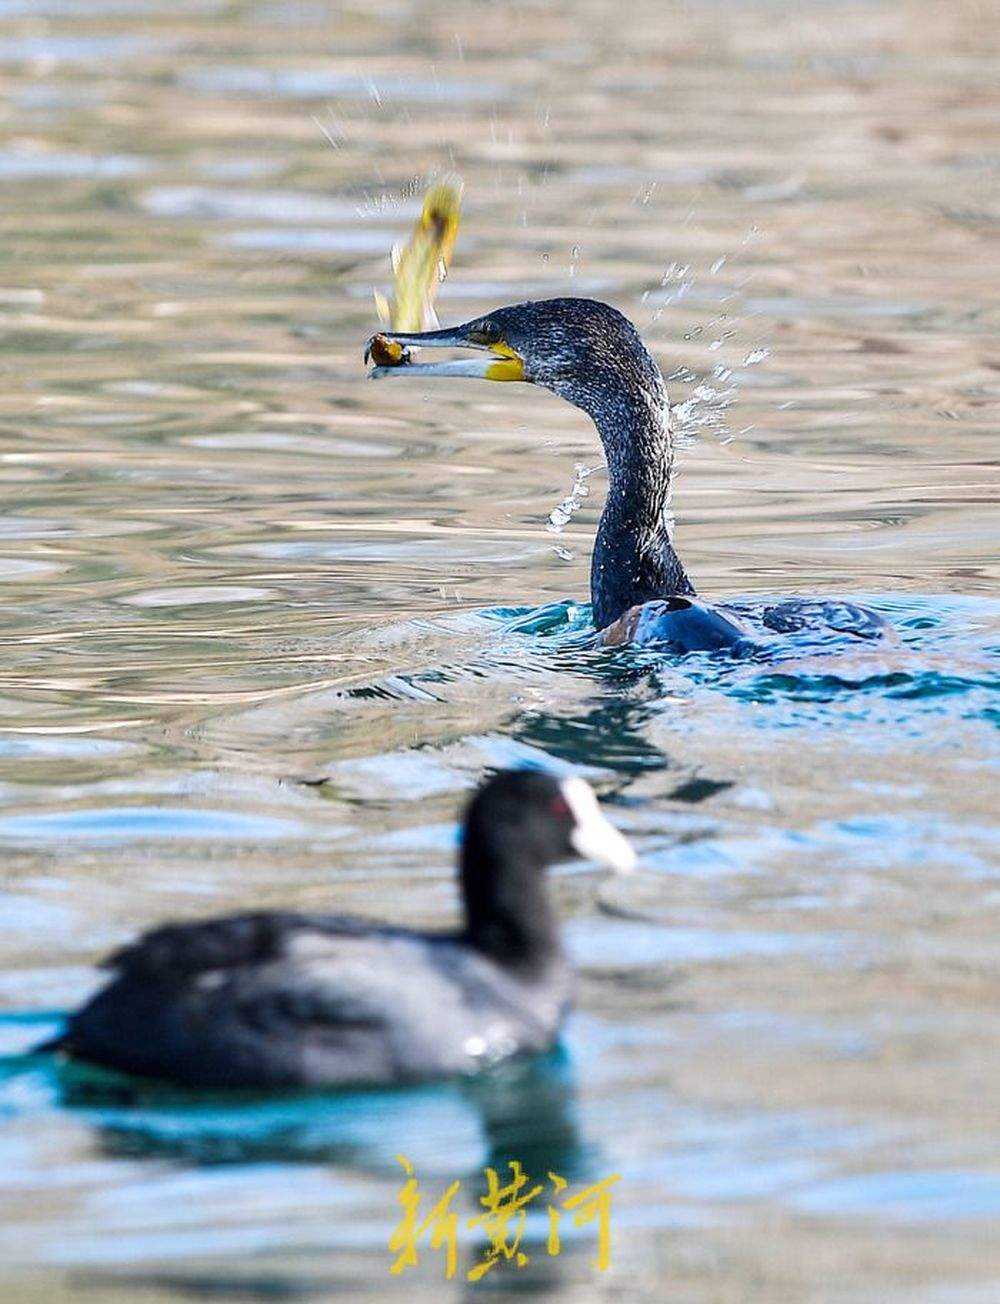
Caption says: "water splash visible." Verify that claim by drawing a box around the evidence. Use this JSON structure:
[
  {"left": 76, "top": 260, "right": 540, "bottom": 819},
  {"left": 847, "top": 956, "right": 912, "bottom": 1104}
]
[
  {"left": 671, "top": 381, "right": 739, "bottom": 444},
  {"left": 638, "top": 245, "right": 773, "bottom": 447},
  {"left": 547, "top": 462, "right": 598, "bottom": 534}
]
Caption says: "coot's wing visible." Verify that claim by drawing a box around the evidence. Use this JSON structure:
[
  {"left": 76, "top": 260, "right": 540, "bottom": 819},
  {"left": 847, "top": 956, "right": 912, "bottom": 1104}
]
[{"left": 104, "top": 910, "right": 374, "bottom": 980}]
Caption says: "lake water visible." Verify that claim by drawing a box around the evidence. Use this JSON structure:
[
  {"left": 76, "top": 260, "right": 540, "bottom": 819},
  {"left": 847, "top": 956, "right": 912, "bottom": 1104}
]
[{"left": 0, "top": 0, "right": 998, "bottom": 1300}]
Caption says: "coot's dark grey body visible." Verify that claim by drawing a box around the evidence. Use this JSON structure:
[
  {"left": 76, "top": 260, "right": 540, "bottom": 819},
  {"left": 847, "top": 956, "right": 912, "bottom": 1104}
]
[
  {"left": 60, "top": 912, "right": 572, "bottom": 1090},
  {"left": 46, "top": 772, "right": 633, "bottom": 1090},
  {"left": 368, "top": 298, "right": 891, "bottom": 653}
]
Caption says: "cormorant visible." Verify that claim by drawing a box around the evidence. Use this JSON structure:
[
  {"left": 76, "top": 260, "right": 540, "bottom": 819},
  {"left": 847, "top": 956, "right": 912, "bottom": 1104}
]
[
  {"left": 366, "top": 297, "right": 889, "bottom": 652},
  {"left": 39, "top": 771, "right": 634, "bottom": 1089}
]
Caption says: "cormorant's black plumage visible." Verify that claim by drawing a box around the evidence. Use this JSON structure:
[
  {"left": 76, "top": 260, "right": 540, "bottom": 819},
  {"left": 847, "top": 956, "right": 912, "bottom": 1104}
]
[{"left": 368, "top": 297, "right": 890, "bottom": 651}]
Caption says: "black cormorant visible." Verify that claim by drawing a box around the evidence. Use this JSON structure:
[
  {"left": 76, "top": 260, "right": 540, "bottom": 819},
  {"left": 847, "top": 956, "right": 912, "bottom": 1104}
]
[
  {"left": 40, "top": 770, "right": 634, "bottom": 1089},
  {"left": 366, "top": 297, "right": 889, "bottom": 652}
]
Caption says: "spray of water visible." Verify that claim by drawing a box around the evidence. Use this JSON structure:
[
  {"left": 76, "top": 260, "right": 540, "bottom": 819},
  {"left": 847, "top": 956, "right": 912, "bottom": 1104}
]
[
  {"left": 547, "top": 462, "right": 597, "bottom": 535},
  {"left": 645, "top": 237, "right": 772, "bottom": 447}
]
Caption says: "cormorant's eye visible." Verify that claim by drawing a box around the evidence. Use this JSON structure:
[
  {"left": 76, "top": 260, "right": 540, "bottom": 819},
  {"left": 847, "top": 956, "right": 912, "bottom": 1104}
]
[{"left": 476, "top": 319, "right": 501, "bottom": 345}]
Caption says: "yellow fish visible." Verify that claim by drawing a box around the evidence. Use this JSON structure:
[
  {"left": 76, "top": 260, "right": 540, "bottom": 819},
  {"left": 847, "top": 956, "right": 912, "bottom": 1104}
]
[{"left": 369, "top": 178, "right": 462, "bottom": 367}]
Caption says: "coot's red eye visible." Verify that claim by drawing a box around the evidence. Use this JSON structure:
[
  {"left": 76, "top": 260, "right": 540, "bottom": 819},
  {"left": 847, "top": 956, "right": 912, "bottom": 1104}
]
[{"left": 550, "top": 795, "right": 570, "bottom": 818}]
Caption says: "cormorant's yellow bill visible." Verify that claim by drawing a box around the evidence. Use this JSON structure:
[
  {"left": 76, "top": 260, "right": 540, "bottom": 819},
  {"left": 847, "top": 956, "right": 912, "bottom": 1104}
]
[{"left": 365, "top": 322, "right": 526, "bottom": 383}]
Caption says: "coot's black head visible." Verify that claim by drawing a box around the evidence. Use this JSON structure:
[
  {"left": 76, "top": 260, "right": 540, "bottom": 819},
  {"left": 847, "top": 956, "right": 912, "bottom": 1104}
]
[
  {"left": 459, "top": 769, "right": 634, "bottom": 967},
  {"left": 366, "top": 297, "right": 666, "bottom": 422}
]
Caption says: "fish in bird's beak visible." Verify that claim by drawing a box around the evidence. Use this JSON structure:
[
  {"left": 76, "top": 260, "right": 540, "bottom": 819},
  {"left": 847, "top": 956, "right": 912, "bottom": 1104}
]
[
  {"left": 365, "top": 319, "right": 526, "bottom": 383},
  {"left": 374, "top": 179, "right": 462, "bottom": 337}
]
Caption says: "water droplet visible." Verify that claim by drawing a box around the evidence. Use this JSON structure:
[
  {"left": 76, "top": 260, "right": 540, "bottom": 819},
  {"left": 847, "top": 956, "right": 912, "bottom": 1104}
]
[{"left": 546, "top": 463, "right": 597, "bottom": 533}]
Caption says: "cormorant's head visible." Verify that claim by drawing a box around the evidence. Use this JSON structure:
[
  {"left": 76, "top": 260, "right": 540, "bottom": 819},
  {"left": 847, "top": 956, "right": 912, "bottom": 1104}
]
[{"left": 365, "top": 297, "right": 665, "bottom": 420}]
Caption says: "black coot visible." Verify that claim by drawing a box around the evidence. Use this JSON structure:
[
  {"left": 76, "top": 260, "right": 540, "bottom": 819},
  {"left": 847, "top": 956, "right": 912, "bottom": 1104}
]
[{"left": 43, "top": 770, "right": 634, "bottom": 1090}]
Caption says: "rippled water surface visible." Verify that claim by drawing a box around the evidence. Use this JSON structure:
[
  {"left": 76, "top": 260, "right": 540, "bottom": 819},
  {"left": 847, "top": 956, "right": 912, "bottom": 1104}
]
[{"left": 0, "top": 1, "right": 998, "bottom": 1301}]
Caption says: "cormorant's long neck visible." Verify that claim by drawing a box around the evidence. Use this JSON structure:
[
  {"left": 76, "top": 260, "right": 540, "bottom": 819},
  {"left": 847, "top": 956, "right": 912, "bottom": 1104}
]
[
  {"left": 461, "top": 843, "right": 559, "bottom": 973},
  {"left": 589, "top": 389, "right": 694, "bottom": 630}
]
